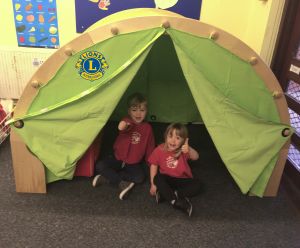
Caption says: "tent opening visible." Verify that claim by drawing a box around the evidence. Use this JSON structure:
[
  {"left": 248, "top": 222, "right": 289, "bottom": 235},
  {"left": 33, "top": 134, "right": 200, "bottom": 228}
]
[
  {"left": 110, "top": 34, "right": 202, "bottom": 124},
  {"left": 95, "top": 34, "right": 218, "bottom": 160}
]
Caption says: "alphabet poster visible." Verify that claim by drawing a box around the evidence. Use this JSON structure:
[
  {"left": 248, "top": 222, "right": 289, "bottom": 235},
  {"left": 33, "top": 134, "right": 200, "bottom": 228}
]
[
  {"left": 12, "top": 0, "right": 60, "bottom": 48},
  {"left": 75, "top": 0, "right": 202, "bottom": 33}
]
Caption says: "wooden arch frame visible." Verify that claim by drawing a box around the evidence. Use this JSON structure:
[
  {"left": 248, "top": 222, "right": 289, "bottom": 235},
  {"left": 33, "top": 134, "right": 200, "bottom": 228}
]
[{"left": 10, "top": 11, "right": 290, "bottom": 195}]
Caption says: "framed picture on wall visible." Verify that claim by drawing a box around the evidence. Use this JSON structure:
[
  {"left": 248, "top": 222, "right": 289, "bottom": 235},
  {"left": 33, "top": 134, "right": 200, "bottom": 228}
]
[
  {"left": 75, "top": 0, "right": 202, "bottom": 33},
  {"left": 12, "top": 0, "right": 60, "bottom": 48}
]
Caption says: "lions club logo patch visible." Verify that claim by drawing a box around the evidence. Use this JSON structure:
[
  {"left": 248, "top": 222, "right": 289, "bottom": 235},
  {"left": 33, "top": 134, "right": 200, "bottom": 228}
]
[{"left": 75, "top": 51, "right": 109, "bottom": 81}]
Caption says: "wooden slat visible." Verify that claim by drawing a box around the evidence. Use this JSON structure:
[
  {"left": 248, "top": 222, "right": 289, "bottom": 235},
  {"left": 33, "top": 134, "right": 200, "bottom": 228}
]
[
  {"left": 290, "top": 58, "right": 300, "bottom": 66},
  {"left": 282, "top": 160, "right": 300, "bottom": 211},
  {"left": 286, "top": 95, "right": 300, "bottom": 113},
  {"left": 287, "top": 71, "right": 300, "bottom": 83},
  {"left": 291, "top": 133, "right": 300, "bottom": 150},
  {"left": 285, "top": 160, "right": 300, "bottom": 188}
]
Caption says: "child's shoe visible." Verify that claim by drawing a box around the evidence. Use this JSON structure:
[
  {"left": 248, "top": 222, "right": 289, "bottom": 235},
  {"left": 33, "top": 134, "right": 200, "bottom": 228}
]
[
  {"left": 185, "top": 197, "right": 193, "bottom": 217},
  {"left": 174, "top": 190, "right": 179, "bottom": 200},
  {"left": 119, "top": 181, "right": 135, "bottom": 200},
  {"left": 92, "top": 174, "right": 109, "bottom": 187},
  {"left": 155, "top": 191, "right": 166, "bottom": 204},
  {"left": 173, "top": 197, "right": 193, "bottom": 217},
  {"left": 155, "top": 191, "right": 161, "bottom": 204}
]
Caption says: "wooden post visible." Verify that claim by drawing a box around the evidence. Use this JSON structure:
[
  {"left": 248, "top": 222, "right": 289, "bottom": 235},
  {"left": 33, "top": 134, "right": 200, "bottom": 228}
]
[{"left": 10, "top": 129, "right": 46, "bottom": 193}]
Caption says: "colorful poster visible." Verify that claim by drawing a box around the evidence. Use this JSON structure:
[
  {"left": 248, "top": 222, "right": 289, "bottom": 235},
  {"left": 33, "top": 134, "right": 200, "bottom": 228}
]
[
  {"left": 75, "top": 0, "right": 202, "bottom": 33},
  {"left": 12, "top": 0, "right": 60, "bottom": 48}
]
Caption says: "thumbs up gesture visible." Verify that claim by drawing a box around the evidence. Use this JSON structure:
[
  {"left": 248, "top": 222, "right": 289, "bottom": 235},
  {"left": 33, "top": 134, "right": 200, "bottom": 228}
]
[{"left": 181, "top": 138, "right": 189, "bottom": 154}]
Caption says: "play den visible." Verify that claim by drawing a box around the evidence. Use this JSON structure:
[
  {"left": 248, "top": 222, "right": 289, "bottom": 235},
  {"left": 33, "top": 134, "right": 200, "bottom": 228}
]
[{"left": 8, "top": 9, "right": 292, "bottom": 197}]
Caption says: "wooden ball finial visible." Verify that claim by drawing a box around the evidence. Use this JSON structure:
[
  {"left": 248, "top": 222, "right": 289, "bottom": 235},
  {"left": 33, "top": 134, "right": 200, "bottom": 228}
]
[
  {"left": 111, "top": 27, "right": 119, "bottom": 35},
  {"left": 272, "top": 91, "right": 283, "bottom": 98},
  {"left": 31, "top": 80, "right": 41, "bottom": 88},
  {"left": 162, "top": 21, "right": 170, "bottom": 29},
  {"left": 64, "top": 47, "right": 74, "bottom": 56},
  {"left": 249, "top": 57, "right": 258, "bottom": 65},
  {"left": 209, "top": 31, "right": 219, "bottom": 40}
]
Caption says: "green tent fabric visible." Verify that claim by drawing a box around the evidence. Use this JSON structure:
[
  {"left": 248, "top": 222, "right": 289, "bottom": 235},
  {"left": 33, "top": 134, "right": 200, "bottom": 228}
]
[
  {"left": 10, "top": 24, "right": 292, "bottom": 196},
  {"left": 168, "top": 29, "right": 291, "bottom": 196},
  {"left": 13, "top": 27, "right": 165, "bottom": 183}
]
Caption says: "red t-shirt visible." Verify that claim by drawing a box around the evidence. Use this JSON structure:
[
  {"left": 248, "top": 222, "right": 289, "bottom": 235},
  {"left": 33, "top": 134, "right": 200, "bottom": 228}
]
[
  {"left": 114, "top": 117, "right": 155, "bottom": 165},
  {"left": 148, "top": 144, "right": 193, "bottom": 178}
]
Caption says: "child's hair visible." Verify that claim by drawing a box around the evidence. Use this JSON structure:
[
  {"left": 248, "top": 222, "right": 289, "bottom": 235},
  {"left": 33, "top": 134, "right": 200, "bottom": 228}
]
[
  {"left": 164, "top": 123, "right": 188, "bottom": 146},
  {"left": 127, "top": 92, "right": 147, "bottom": 108}
]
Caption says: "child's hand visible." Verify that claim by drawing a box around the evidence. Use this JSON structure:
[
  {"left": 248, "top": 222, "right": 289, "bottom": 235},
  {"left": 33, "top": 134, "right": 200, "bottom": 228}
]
[
  {"left": 118, "top": 120, "right": 130, "bottom": 131},
  {"left": 150, "top": 184, "right": 157, "bottom": 196},
  {"left": 181, "top": 138, "right": 189, "bottom": 154}
]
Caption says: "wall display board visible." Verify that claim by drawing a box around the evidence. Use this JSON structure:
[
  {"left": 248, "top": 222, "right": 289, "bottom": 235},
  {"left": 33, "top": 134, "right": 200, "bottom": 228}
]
[
  {"left": 12, "top": 0, "right": 60, "bottom": 48},
  {"left": 75, "top": 0, "right": 202, "bottom": 33}
]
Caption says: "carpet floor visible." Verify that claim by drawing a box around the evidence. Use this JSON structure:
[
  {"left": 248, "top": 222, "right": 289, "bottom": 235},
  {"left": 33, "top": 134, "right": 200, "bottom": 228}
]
[{"left": 1, "top": 125, "right": 300, "bottom": 248}]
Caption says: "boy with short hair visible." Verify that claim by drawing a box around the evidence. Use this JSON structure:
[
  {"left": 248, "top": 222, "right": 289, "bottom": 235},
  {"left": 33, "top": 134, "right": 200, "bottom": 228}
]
[{"left": 93, "top": 92, "right": 155, "bottom": 200}]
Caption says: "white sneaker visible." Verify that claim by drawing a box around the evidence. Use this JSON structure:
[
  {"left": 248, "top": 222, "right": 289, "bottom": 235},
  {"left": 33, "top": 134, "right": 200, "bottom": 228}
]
[
  {"left": 173, "top": 197, "right": 193, "bottom": 217},
  {"left": 92, "top": 174, "right": 108, "bottom": 187},
  {"left": 185, "top": 197, "right": 193, "bottom": 217},
  {"left": 119, "top": 181, "right": 135, "bottom": 200}
]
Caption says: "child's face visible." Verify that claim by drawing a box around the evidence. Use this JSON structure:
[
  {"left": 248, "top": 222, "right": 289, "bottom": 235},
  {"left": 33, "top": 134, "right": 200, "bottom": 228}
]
[
  {"left": 128, "top": 102, "right": 147, "bottom": 124},
  {"left": 166, "top": 129, "right": 184, "bottom": 152}
]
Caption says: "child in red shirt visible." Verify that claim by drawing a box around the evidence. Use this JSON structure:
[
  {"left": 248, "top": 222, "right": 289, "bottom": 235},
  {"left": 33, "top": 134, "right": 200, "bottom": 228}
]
[
  {"left": 92, "top": 93, "right": 155, "bottom": 200},
  {"left": 148, "top": 123, "right": 203, "bottom": 217}
]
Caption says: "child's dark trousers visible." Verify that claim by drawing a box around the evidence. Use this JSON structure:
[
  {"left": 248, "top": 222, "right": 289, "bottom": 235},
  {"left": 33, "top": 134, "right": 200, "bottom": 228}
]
[
  {"left": 95, "top": 156, "right": 145, "bottom": 185},
  {"left": 154, "top": 172, "right": 203, "bottom": 201}
]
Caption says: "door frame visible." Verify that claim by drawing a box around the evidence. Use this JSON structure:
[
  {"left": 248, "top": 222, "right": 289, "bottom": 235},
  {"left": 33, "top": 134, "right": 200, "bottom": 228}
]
[
  {"left": 260, "top": 0, "right": 286, "bottom": 66},
  {"left": 271, "top": 0, "right": 300, "bottom": 200},
  {"left": 272, "top": 0, "right": 300, "bottom": 86}
]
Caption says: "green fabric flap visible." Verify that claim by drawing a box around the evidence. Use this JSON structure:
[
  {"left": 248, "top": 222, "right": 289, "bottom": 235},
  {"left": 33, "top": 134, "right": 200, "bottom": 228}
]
[
  {"left": 28, "top": 27, "right": 165, "bottom": 114},
  {"left": 168, "top": 29, "right": 291, "bottom": 196},
  {"left": 249, "top": 155, "right": 278, "bottom": 196},
  {"left": 12, "top": 28, "right": 164, "bottom": 183},
  {"left": 14, "top": 49, "right": 153, "bottom": 182},
  {"left": 168, "top": 29, "right": 280, "bottom": 123}
]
